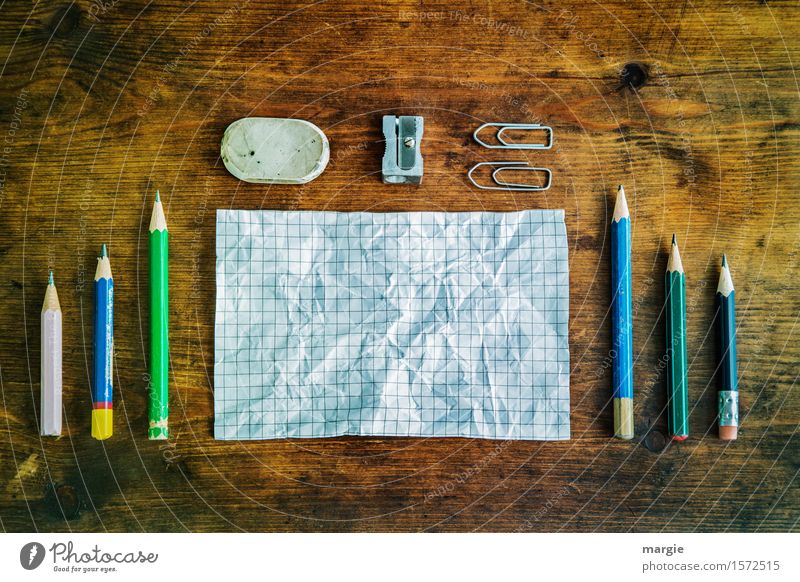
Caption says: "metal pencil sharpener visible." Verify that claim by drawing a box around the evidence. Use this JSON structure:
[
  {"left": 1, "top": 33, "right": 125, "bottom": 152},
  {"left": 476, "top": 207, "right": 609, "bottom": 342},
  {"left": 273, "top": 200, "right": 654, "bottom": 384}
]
[{"left": 382, "top": 115, "right": 423, "bottom": 184}]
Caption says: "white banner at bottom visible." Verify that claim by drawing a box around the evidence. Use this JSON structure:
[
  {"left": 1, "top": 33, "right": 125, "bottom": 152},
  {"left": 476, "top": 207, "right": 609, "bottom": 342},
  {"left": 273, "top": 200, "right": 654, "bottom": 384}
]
[{"left": 0, "top": 533, "right": 795, "bottom": 582}]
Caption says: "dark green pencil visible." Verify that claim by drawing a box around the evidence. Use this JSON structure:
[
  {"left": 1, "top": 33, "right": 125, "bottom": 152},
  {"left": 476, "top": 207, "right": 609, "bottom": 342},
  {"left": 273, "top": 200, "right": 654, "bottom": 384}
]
[{"left": 666, "top": 235, "right": 689, "bottom": 441}]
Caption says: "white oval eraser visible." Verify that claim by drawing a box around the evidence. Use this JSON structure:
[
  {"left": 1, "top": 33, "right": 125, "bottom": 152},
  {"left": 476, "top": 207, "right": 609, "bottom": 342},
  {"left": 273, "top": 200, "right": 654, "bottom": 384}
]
[{"left": 221, "top": 117, "right": 329, "bottom": 184}]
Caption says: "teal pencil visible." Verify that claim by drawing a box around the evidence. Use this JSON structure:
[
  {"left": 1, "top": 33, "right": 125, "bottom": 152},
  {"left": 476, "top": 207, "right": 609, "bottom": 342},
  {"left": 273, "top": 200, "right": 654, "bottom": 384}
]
[{"left": 665, "top": 235, "right": 689, "bottom": 440}]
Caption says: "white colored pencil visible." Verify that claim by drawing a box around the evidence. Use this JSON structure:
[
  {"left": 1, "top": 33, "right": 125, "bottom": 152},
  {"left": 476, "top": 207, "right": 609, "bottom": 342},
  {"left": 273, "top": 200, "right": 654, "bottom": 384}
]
[{"left": 41, "top": 272, "right": 62, "bottom": 436}]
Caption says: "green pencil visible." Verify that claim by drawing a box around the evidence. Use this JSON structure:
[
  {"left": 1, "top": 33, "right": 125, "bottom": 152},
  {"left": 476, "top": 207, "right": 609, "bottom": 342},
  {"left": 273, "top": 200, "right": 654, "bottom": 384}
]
[
  {"left": 149, "top": 191, "right": 169, "bottom": 440},
  {"left": 665, "top": 234, "right": 689, "bottom": 441}
]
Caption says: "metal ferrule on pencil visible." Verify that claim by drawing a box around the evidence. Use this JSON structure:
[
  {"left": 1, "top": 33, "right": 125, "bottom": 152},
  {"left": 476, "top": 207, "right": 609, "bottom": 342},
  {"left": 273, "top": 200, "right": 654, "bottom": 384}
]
[{"left": 718, "top": 391, "right": 739, "bottom": 427}]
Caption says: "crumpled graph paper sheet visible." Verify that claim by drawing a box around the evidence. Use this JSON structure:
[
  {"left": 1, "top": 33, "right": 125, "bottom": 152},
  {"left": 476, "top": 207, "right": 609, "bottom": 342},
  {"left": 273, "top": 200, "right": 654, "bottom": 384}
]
[{"left": 214, "top": 209, "right": 570, "bottom": 440}]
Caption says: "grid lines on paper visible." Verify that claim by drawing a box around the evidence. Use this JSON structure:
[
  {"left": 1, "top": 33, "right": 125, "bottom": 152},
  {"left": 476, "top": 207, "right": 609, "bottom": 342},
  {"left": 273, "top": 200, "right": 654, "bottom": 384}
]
[{"left": 214, "top": 209, "right": 570, "bottom": 441}]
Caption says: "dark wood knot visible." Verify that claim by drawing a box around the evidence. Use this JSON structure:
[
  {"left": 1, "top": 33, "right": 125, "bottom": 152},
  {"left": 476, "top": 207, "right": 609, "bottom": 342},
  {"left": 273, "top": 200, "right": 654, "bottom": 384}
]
[
  {"left": 643, "top": 429, "right": 668, "bottom": 453},
  {"left": 43, "top": 483, "right": 83, "bottom": 520},
  {"left": 620, "top": 62, "right": 649, "bottom": 90},
  {"left": 49, "top": 3, "right": 82, "bottom": 39}
]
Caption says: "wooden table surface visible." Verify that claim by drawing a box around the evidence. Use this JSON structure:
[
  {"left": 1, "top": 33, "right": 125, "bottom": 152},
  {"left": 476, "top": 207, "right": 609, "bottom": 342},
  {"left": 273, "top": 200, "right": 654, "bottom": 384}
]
[{"left": 1, "top": 0, "right": 798, "bottom": 533}]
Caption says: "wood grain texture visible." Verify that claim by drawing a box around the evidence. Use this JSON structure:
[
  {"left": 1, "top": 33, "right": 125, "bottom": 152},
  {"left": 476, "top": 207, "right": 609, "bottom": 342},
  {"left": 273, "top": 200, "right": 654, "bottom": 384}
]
[{"left": 1, "top": 0, "right": 798, "bottom": 532}]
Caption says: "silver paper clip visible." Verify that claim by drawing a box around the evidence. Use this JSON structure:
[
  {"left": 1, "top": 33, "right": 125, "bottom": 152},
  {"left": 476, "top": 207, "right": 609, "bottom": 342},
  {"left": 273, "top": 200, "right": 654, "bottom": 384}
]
[
  {"left": 468, "top": 161, "right": 552, "bottom": 191},
  {"left": 473, "top": 122, "right": 553, "bottom": 150}
]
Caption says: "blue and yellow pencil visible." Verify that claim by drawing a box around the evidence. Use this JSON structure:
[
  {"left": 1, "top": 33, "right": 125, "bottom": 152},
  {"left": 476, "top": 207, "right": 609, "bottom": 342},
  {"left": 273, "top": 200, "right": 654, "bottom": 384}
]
[
  {"left": 92, "top": 244, "right": 114, "bottom": 440},
  {"left": 611, "top": 185, "right": 634, "bottom": 439}
]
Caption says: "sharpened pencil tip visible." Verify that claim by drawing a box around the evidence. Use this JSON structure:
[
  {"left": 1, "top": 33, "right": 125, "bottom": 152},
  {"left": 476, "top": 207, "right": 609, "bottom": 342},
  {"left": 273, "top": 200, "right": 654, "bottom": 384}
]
[
  {"left": 100, "top": 244, "right": 108, "bottom": 258},
  {"left": 718, "top": 253, "right": 734, "bottom": 295},
  {"left": 149, "top": 190, "right": 168, "bottom": 231},
  {"left": 667, "top": 235, "right": 684, "bottom": 273},
  {"left": 48, "top": 271, "right": 54, "bottom": 285},
  {"left": 612, "top": 185, "right": 630, "bottom": 221}
]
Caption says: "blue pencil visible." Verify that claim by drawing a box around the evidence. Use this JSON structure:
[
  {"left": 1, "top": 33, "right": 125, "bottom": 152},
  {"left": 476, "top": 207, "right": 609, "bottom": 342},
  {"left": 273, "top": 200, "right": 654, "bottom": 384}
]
[
  {"left": 92, "top": 244, "right": 114, "bottom": 440},
  {"left": 611, "top": 185, "right": 634, "bottom": 439}
]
